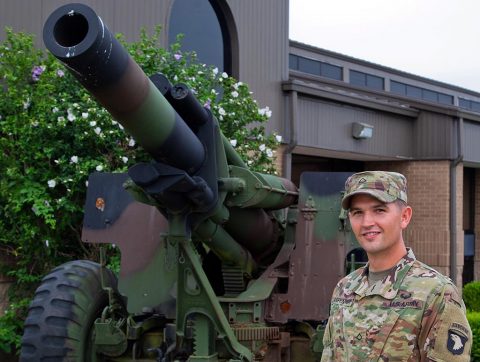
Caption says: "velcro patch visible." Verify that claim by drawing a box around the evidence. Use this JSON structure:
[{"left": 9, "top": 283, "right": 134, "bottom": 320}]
[
  {"left": 382, "top": 298, "right": 423, "bottom": 309},
  {"left": 447, "top": 329, "right": 468, "bottom": 355},
  {"left": 332, "top": 297, "right": 354, "bottom": 307}
]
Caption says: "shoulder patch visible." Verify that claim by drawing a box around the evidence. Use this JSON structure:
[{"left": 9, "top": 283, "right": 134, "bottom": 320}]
[
  {"left": 427, "top": 301, "right": 472, "bottom": 361},
  {"left": 447, "top": 329, "right": 468, "bottom": 355}
]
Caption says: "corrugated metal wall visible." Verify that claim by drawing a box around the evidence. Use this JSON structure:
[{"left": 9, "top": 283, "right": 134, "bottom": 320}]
[
  {"left": 0, "top": 1, "right": 171, "bottom": 46},
  {"left": 296, "top": 96, "right": 414, "bottom": 159},
  {"left": 414, "top": 111, "right": 455, "bottom": 159},
  {"left": 227, "top": 0, "right": 288, "bottom": 136},
  {"left": 464, "top": 120, "right": 480, "bottom": 164}
]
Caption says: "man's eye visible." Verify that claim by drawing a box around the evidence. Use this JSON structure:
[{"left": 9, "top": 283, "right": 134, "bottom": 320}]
[{"left": 375, "top": 208, "right": 386, "bottom": 213}]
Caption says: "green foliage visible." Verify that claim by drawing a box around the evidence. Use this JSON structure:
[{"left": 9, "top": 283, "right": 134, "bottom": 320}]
[
  {"left": 467, "top": 311, "right": 480, "bottom": 361},
  {"left": 0, "top": 27, "right": 280, "bottom": 353},
  {"left": 463, "top": 281, "right": 480, "bottom": 312},
  {"left": 0, "top": 299, "right": 29, "bottom": 353}
]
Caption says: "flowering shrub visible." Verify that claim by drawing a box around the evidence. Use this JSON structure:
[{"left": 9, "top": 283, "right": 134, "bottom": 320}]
[{"left": 0, "top": 27, "right": 280, "bottom": 352}]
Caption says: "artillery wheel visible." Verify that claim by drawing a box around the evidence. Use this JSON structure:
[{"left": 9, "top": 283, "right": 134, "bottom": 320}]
[{"left": 20, "top": 260, "right": 124, "bottom": 361}]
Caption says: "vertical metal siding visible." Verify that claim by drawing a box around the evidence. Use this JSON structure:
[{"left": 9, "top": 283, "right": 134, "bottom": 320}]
[
  {"left": 297, "top": 96, "right": 414, "bottom": 159},
  {"left": 227, "top": 0, "right": 289, "bottom": 137},
  {"left": 0, "top": 1, "right": 170, "bottom": 47},
  {"left": 414, "top": 111, "right": 454, "bottom": 159},
  {"left": 0, "top": 0, "right": 43, "bottom": 46},
  {"left": 464, "top": 120, "right": 480, "bottom": 163}
]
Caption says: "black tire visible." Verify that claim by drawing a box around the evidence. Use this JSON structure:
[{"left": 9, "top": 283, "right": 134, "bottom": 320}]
[{"left": 20, "top": 260, "right": 123, "bottom": 361}]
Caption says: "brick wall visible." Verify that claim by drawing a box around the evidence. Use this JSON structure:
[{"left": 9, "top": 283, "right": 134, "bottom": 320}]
[
  {"left": 365, "top": 160, "right": 464, "bottom": 286},
  {"left": 274, "top": 144, "right": 286, "bottom": 177}
]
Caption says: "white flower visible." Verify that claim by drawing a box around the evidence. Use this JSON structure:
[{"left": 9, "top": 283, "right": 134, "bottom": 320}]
[
  {"left": 213, "top": 67, "right": 219, "bottom": 75},
  {"left": 247, "top": 160, "right": 253, "bottom": 165},
  {"left": 231, "top": 91, "right": 239, "bottom": 98},
  {"left": 230, "top": 139, "right": 237, "bottom": 147},
  {"left": 89, "top": 121, "right": 96, "bottom": 127},
  {"left": 47, "top": 179, "right": 56, "bottom": 188},
  {"left": 82, "top": 112, "right": 89, "bottom": 119},
  {"left": 32, "top": 121, "right": 39, "bottom": 127},
  {"left": 266, "top": 148, "right": 273, "bottom": 157},
  {"left": 23, "top": 98, "right": 31, "bottom": 110},
  {"left": 45, "top": 240, "right": 49, "bottom": 248},
  {"left": 70, "top": 155, "right": 78, "bottom": 164},
  {"left": 96, "top": 165, "right": 103, "bottom": 171},
  {"left": 233, "top": 82, "right": 243, "bottom": 90},
  {"left": 54, "top": 159, "right": 59, "bottom": 164},
  {"left": 94, "top": 127, "right": 102, "bottom": 135},
  {"left": 258, "top": 106, "right": 272, "bottom": 118},
  {"left": 173, "top": 75, "right": 178, "bottom": 81},
  {"left": 52, "top": 107, "right": 59, "bottom": 113},
  {"left": 121, "top": 156, "right": 128, "bottom": 163},
  {"left": 67, "top": 112, "right": 76, "bottom": 122},
  {"left": 259, "top": 144, "right": 266, "bottom": 151},
  {"left": 218, "top": 107, "right": 226, "bottom": 116},
  {"left": 275, "top": 134, "right": 283, "bottom": 143},
  {"left": 222, "top": 72, "right": 228, "bottom": 78},
  {"left": 57, "top": 116, "right": 65, "bottom": 122},
  {"left": 128, "top": 138, "right": 136, "bottom": 147}
]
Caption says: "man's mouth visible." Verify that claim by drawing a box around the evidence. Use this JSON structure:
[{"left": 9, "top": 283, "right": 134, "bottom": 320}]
[{"left": 362, "top": 231, "right": 381, "bottom": 239}]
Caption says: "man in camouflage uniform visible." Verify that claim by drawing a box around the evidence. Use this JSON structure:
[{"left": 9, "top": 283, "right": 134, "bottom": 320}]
[{"left": 321, "top": 171, "right": 472, "bottom": 361}]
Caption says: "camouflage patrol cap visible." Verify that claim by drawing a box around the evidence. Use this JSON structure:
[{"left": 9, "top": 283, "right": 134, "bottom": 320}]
[{"left": 342, "top": 171, "right": 407, "bottom": 209}]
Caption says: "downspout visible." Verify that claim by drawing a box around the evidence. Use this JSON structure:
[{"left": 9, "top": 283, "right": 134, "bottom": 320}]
[
  {"left": 450, "top": 116, "right": 463, "bottom": 284},
  {"left": 283, "top": 90, "right": 298, "bottom": 180}
]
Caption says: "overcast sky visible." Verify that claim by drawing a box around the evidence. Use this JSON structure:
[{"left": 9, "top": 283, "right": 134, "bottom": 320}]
[{"left": 289, "top": 0, "right": 480, "bottom": 93}]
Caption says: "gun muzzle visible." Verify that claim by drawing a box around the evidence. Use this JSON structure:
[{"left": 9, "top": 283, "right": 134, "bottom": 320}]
[{"left": 43, "top": 3, "right": 205, "bottom": 174}]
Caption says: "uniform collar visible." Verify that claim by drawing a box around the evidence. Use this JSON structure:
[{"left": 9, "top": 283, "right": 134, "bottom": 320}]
[{"left": 350, "top": 248, "right": 416, "bottom": 300}]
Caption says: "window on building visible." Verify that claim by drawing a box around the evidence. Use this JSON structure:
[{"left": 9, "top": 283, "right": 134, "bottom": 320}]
[
  {"left": 349, "top": 70, "right": 384, "bottom": 91},
  {"left": 459, "top": 98, "right": 480, "bottom": 112},
  {"left": 289, "top": 54, "right": 342, "bottom": 81},
  {"left": 390, "top": 80, "right": 453, "bottom": 105},
  {"left": 298, "top": 56, "right": 321, "bottom": 76},
  {"left": 169, "top": 0, "right": 231, "bottom": 74},
  {"left": 322, "top": 62, "right": 342, "bottom": 80}
]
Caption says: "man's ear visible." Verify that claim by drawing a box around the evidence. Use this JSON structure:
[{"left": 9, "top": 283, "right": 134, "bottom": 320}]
[{"left": 400, "top": 205, "right": 412, "bottom": 229}]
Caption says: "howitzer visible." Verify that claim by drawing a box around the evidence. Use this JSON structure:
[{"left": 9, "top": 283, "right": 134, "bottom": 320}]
[{"left": 20, "top": 4, "right": 360, "bottom": 361}]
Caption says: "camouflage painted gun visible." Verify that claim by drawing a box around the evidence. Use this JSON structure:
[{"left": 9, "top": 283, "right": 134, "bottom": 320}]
[{"left": 20, "top": 4, "right": 360, "bottom": 361}]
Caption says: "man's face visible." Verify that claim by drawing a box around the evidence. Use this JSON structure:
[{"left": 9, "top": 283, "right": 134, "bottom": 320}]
[{"left": 348, "top": 194, "right": 412, "bottom": 256}]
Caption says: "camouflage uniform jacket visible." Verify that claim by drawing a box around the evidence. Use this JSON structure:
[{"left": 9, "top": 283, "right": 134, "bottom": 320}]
[{"left": 321, "top": 248, "right": 472, "bottom": 361}]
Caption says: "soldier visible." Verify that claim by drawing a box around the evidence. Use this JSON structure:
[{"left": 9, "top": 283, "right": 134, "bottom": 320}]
[{"left": 321, "top": 171, "right": 472, "bottom": 361}]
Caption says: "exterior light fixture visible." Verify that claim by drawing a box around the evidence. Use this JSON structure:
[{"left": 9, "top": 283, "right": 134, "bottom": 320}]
[{"left": 352, "top": 122, "right": 374, "bottom": 139}]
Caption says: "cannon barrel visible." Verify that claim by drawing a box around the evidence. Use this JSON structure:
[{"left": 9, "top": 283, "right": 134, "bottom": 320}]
[{"left": 43, "top": 3, "right": 204, "bottom": 174}]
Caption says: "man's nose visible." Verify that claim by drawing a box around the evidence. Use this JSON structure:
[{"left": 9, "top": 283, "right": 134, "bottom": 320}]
[{"left": 361, "top": 211, "right": 375, "bottom": 227}]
